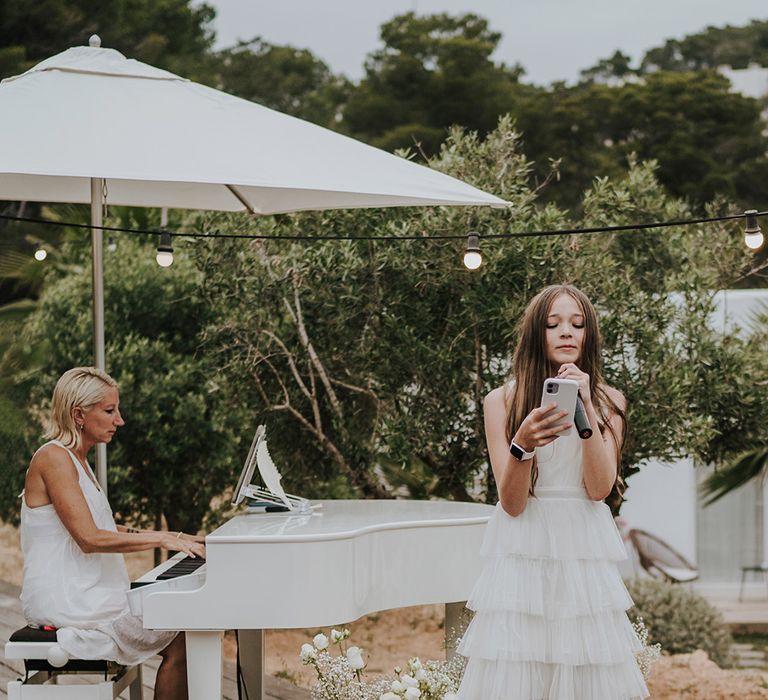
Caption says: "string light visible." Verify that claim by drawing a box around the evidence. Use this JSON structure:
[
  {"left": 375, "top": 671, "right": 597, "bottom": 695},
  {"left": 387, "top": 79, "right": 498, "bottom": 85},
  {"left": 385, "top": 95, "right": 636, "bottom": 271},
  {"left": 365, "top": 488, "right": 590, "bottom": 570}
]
[
  {"left": 744, "top": 209, "right": 764, "bottom": 250},
  {"left": 107, "top": 237, "right": 117, "bottom": 253},
  {"left": 155, "top": 231, "right": 174, "bottom": 267},
  {"left": 34, "top": 244, "right": 47, "bottom": 261},
  {"left": 463, "top": 233, "right": 482, "bottom": 270}
]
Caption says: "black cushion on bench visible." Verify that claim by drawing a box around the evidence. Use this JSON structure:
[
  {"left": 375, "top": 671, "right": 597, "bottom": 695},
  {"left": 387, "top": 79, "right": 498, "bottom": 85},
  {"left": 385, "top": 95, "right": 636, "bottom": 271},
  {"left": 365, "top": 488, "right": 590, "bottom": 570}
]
[
  {"left": 9, "top": 626, "right": 58, "bottom": 643},
  {"left": 9, "top": 625, "right": 111, "bottom": 673}
]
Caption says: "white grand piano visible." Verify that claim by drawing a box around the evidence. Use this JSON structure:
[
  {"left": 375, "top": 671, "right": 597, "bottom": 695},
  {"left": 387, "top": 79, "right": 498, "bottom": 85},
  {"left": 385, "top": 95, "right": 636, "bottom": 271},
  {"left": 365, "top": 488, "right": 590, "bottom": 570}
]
[{"left": 128, "top": 428, "right": 494, "bottom": 700}]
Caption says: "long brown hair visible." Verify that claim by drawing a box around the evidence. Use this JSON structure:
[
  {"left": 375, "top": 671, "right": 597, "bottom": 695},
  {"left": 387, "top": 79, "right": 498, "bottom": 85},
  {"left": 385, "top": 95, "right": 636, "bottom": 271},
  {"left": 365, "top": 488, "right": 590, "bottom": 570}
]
[{"left": 505, "top": 285, "right": 625, "bottom": 496}]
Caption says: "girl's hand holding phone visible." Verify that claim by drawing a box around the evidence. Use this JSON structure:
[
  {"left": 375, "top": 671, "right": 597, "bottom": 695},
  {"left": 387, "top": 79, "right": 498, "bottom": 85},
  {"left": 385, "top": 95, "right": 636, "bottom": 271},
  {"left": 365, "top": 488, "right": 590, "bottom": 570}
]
[
  {"left": 556, "top": 363, "right": 591, "bottom": 406},
  {"left": 513, "top": 403, "right": 572, "bottom": 452}
]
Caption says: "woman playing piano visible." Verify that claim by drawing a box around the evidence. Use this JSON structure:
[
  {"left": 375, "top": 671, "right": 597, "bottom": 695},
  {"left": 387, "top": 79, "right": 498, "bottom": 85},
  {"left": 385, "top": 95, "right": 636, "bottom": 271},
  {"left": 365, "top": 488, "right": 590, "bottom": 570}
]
[
  {"left": 457, "top": 285, "right": 649, "bottom": 699},
  {"left": 20, "top": 366, "right": 204, "bottom": 700}
]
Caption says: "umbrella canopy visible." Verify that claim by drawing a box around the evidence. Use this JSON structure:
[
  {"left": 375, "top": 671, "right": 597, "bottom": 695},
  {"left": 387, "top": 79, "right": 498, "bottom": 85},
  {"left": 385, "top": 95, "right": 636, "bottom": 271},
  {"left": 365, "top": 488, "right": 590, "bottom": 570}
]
[
  {"left": 0, "top": 42, "right": 507, "bottom": 213},
  {"left": 0, "top": 38, "right": 506, "bottom": 491}
]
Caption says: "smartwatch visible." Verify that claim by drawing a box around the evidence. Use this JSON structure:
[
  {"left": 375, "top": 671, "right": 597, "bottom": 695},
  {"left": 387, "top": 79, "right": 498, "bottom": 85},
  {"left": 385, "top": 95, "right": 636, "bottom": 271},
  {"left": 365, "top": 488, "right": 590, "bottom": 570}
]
[{"left": 509, "top": 440, "right": 535, "bottom": 462}]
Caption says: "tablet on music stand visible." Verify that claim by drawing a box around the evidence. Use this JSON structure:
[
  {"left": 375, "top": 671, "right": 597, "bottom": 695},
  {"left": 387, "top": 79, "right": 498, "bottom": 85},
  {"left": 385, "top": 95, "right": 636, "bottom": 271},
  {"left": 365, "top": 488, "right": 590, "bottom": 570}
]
[{"left": 231, "top": 425, "right": 266, "bottom": 507}]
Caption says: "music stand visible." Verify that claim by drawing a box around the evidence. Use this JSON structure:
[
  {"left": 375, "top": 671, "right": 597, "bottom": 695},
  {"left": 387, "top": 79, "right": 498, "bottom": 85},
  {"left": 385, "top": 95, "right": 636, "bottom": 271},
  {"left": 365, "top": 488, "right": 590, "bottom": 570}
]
[{"left": 231, "top": 425, "right": 314, "bottom": 514}]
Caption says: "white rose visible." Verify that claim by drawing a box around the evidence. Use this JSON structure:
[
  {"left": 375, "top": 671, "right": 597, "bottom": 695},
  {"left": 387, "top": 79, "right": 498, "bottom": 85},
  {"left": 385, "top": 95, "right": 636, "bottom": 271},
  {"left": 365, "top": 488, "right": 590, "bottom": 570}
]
[
  {"left": 415, "top": 669, "right": 427, "bottom": 681},
  {"left": 402, "top": 674, "right": 419, "bottom": 688},
  {"left": 380, "top": 694, "right": 400, "bottom": 700},
  {"left": 299, "top": 643, "right": 317, "bottom": 662},
  {"left": 331, "top": 629, "right": 344, "bottom": 643},
  {"left": 313, "top": 633, "right": 329, "bottom": 650},
  {"left": 404, "top": 689, "right": 421, "bottom": 699},
  {"left": 391, "top": 680, "right": 405, "bottom": 692},
  {"left": 346, "top": 646, "right": 365, "bottom": 670}
]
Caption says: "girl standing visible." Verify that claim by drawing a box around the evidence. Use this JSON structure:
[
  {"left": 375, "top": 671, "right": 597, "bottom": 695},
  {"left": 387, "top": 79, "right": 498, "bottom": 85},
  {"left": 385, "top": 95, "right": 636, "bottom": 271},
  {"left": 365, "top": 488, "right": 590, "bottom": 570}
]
[{"left": 457, "top": 285, "right": 649, "bottom": 699}]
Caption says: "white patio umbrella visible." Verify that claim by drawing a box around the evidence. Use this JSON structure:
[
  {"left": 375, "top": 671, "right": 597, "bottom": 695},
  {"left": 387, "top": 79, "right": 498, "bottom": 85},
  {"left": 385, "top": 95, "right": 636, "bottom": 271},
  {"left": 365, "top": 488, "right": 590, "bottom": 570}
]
[{"left": 0, "top": 36, "right": 507, "bottom": 489}]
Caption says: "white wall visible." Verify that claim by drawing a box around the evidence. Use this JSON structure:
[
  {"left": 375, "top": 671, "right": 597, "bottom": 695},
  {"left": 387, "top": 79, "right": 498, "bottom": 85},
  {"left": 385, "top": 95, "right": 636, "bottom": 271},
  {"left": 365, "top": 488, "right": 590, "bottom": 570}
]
[{"left": 620, "top": 458, "right": 697, "bottom": 564}]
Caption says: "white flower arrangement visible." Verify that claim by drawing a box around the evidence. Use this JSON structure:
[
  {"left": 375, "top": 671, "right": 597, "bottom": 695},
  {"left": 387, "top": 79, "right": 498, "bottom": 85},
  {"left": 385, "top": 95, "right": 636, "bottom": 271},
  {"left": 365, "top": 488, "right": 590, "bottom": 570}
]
[
  {"left": 632, "top": 617, "right": 662, "bottom": 679},
  {"left": 302, "top": 619, "right": 659, "bottom": 698},
  {"left": 300, "top": 629, "right": 465, "bottom": 700}
]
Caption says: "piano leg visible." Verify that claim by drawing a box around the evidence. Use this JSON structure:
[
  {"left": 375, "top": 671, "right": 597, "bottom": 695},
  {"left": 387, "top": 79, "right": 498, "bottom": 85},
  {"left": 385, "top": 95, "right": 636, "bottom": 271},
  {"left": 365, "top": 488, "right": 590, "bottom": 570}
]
[
  {"left": 444, "top": 601, "right": 468, "bottom": 660},
  {"left": 237, "top": 629, "right": 265, "bottom": 700},
  {"left": 185, "top": 630, "right": 224, "bottom": 700}
]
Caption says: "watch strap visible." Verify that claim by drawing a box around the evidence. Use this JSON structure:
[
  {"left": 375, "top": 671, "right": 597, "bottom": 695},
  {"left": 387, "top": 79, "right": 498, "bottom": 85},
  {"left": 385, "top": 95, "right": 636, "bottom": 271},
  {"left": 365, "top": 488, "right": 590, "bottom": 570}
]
[{"left": 510, "top": 440, "right": 535, "bottom": 461}]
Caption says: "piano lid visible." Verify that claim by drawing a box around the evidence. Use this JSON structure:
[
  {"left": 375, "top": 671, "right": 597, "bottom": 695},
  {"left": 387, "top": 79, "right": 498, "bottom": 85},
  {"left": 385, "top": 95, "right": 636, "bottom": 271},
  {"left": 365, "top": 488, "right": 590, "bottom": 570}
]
[{"left": 208, "top": 499, "right": 494, "bottom": 544}]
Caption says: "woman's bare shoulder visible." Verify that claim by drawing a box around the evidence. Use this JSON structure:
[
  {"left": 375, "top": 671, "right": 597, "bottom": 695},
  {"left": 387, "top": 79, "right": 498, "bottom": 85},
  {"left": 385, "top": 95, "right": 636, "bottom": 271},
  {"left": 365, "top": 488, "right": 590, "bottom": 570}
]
[{"left": 30, "top": 443, "right": 77, "bottom": 477}]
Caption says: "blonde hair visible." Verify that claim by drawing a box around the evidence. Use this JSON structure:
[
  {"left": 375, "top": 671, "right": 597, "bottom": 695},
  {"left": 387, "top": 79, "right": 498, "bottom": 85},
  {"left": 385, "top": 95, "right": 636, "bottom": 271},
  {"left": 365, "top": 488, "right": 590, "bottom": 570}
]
[{"left": 44, "top": 367, "right": 118, "bottom": 449}]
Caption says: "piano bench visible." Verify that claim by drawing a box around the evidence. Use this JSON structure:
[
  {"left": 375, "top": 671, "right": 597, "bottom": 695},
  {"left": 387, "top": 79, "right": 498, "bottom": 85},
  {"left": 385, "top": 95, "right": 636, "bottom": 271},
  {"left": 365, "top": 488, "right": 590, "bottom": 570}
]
[{"left": 5, "top": 626, "right": 143, "bottom": 700}]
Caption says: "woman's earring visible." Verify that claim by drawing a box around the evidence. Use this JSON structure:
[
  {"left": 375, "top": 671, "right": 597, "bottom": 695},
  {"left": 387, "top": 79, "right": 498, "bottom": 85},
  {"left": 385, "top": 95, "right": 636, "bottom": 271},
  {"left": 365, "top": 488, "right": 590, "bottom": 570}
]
[{"left": 78, "top": 424, "right": 84, "bottom": 431}]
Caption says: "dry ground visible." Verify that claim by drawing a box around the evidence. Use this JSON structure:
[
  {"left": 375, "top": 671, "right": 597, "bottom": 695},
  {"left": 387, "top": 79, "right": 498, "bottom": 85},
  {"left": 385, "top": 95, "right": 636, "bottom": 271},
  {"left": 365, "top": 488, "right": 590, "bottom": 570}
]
[{"left": 3, "top": 522, "right": 768, "bottom": 697}]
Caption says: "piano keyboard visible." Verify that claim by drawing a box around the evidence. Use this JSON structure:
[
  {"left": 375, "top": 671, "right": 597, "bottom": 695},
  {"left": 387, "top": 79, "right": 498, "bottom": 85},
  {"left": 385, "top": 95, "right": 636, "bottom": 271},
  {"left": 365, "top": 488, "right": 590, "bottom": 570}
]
[
  {"left": 157, "top": 555, "right": 206, "bottom": 580},
  {"left": 128, "top": 552, "right": 207, "bottom": 615}
]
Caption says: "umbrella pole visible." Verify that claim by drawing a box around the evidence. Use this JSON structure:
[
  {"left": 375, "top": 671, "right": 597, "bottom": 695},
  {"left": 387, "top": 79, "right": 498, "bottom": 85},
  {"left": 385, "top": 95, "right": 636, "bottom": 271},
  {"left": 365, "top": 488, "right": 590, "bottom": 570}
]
[{"left": 91, "top": 177, "right": 108, "bottom": 493}]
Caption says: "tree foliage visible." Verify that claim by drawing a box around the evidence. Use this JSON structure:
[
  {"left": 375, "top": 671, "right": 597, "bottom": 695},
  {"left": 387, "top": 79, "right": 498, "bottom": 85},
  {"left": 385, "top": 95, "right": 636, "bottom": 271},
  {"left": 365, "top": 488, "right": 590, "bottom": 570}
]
[
  {"left": 642, "top": 20, "right": 768, "bottom": 72},
  {"left": 0, "top": 0, "right": 216, "bottom": 80},
  {"left": 342, "top": 12, "right": 522, "bottom": 153},
  {"left": 212, "top": 38, "right": 351, "bottom": 127}
]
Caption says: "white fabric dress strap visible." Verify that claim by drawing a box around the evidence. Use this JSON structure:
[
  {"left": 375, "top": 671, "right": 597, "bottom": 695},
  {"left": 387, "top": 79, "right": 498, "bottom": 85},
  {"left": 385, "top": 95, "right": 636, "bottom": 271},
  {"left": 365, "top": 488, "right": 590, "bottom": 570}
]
[{"left": 45, "top": 439, "right": 102, "bottom": 492}]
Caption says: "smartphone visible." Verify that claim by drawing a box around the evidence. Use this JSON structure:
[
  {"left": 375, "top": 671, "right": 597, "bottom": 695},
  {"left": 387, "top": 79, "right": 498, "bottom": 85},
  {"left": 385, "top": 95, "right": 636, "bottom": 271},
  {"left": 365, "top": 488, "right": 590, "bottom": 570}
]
[{"left": 540, "top": 378, "right": 579, "bottom": 437}]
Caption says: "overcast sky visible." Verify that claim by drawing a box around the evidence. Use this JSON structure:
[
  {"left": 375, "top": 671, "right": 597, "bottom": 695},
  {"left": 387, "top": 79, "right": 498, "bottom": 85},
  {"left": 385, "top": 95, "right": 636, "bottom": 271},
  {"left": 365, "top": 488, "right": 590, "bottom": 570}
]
[{"left": 205, "top": 0, "right": 767, "bottom": 85}]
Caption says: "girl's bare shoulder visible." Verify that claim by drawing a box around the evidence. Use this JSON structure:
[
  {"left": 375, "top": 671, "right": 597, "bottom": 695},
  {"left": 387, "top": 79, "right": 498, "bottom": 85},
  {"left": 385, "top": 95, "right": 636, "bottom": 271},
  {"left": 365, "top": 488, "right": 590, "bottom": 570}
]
[
  {"left": 485, "top": 380, "right": 515, "bottom": 407},
  {"left": 602, "top": 384, "right": 626, "bottom": 411}
]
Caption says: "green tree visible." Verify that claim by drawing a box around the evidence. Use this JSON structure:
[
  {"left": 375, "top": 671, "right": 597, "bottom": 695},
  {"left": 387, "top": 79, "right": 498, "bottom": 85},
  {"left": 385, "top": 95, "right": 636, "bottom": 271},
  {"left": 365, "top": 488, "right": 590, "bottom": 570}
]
[
  {"left": 342, "top": 12, "right": 522, "bottom": 154},
  {"left": 642, "top": 20, "right": 768, "bottom": 72},
  {"left": 580, "top": 50, "right": 637, "bottom": 83},
  {"left": 0, "top": 0, "right": 216, "bottom": 80},
  {"left": 515, "top": 71, "right": 768, "bottom": 210},
  {"left": 2, "top": 232, "right": 238, "bottom": 532},
  {"left": 212, "top": 38, "right": 350, "bottom": 127}
]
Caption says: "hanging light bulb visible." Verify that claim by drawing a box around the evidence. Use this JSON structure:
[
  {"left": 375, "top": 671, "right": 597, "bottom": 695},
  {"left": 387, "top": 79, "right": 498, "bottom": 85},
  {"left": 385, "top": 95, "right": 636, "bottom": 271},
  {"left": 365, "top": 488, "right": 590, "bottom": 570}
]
[
  {"left": 156, "top": 231, "right": 174, "bottom": 267},
  {"left": 107, "top": 237, "right": 117, "bottom": 253},
  {"left": 463, "top": 233, "right": 482, "bottom": 270},
  {"left": 34, "top": 244, "right": 47, "bottom": 261},
  {"left": 744, "top": 210, "right": 764, "bottom": 250}
]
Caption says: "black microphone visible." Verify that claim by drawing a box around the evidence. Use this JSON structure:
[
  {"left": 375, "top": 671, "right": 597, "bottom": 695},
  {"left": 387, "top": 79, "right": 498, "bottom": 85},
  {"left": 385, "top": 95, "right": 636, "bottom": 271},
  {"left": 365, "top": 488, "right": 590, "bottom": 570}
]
[{"left": 574, "top": 394, "right": 593, "bottom": 439}]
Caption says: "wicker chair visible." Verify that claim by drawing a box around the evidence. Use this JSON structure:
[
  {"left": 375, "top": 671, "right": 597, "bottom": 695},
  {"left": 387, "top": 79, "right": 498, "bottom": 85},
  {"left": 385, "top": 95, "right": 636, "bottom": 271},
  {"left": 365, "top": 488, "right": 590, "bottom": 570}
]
[{"left": 628, "top": 528, "right": 699, "bottom": 583}]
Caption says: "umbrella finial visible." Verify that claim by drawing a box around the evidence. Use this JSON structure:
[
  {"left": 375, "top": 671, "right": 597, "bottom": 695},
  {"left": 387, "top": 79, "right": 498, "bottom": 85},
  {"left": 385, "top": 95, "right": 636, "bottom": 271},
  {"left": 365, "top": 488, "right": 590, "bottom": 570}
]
[{"left": 89, "top": 34, "right": 102, "bottom": 48}]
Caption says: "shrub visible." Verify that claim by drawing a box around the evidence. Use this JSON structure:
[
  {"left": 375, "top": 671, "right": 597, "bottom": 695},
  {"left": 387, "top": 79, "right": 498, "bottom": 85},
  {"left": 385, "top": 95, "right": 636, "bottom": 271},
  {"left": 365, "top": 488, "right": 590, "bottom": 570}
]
[{"left": 626, "top": 577, "right": 733, "bottom": 667}]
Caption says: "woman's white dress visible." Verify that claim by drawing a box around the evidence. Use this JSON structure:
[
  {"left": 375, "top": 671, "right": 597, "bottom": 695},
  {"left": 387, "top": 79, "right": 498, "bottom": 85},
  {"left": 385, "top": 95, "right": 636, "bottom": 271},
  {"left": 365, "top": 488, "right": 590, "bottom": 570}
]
[
  {"left": 457, "top": 428, "right": 649, "bottom": 700},
  {"left": 20, "top": 440, "right": 177, "bottom": 665}
]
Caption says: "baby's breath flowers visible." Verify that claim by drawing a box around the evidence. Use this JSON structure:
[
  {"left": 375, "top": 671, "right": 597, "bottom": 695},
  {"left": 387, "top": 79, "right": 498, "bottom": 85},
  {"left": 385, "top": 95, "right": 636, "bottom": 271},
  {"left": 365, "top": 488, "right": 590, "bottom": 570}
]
[
  {"left": 300, "top": 631, "right": 463, "bottom": 700},
  {"left": 633, "top": 617, "right": 662, "bottom": 679}
]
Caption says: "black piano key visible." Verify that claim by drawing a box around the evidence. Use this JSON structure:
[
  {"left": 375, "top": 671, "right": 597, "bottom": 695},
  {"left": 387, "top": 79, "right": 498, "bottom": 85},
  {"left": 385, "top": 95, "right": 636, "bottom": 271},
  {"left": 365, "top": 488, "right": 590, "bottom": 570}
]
[
  {"left": 130, "top": 555, "right": 206, "bottom": 589},
  {"left": 156, "top": 555, "right": 206, "bottom": 580}
]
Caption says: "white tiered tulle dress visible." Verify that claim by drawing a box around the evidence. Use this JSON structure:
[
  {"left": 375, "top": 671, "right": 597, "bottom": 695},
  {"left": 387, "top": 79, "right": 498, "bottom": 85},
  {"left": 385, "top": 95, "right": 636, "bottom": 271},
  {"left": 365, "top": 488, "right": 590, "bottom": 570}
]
[{"left": 457, "top": 428, "right": 649, "bottom": 700}]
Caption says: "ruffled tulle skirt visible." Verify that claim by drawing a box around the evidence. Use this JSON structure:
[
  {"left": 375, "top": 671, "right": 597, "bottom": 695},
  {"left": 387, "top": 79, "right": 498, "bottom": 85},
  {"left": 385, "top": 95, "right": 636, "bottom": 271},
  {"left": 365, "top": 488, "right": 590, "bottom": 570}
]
[{"left": 457, "top": 491, "right": 649, "bottom": 700}]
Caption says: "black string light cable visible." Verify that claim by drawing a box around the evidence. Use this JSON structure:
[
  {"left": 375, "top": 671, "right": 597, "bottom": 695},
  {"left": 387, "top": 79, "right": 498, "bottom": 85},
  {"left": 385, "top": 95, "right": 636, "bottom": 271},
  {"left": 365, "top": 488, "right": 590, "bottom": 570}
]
[
  {"left": 0, "top": 209, "right": 764, "bottom": 269},
  {"left": 0, "top": 209, "right": 763, "bottom": 241}
]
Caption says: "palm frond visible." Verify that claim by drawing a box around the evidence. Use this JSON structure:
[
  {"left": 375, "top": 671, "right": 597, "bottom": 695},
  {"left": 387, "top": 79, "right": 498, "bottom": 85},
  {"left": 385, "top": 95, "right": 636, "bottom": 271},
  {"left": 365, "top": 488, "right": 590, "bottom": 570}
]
[{"left": 699, "top": 447, "right": 768, "bottom": 506}]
